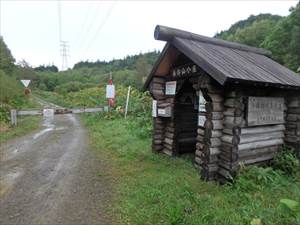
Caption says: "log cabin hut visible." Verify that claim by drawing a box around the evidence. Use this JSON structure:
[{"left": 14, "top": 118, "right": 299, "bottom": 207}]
[{"left": 143, "top": 25, "right": 300, "bottom": 181}]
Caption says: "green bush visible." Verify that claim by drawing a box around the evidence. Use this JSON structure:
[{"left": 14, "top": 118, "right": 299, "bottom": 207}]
[{"left": 272, "top": 146, "right": 300, "bottom": 176}]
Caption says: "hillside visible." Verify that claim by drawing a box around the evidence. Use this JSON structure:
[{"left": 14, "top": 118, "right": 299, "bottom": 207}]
[{"left": 215, "top": 2, "right": 300, "bottom": 72}]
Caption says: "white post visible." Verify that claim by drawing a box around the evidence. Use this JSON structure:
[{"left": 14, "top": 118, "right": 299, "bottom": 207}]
[
  {"left": 11, "top": 109, "right": 17, "bottom": 126},
  {"left": 124, "top": 86, "right": 131, "bottom": 119}
]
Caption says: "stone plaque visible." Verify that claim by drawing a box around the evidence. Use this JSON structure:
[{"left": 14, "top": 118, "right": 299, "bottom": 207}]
[{"left": 247, "top": 97, "right": 284, "bottom": 126}]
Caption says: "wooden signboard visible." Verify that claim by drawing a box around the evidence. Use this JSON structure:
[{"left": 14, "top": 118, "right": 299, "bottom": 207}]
[
  {"left": 171, "top": 63, "right": 198, "bottom": 79},
  {"left": 247, "top": 97, "right": 284, "bottom": 126}
]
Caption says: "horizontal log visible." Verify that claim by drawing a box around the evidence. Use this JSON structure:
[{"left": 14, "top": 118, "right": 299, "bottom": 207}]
[
  {"left": 224, "top": 108, "right": 243, "bottom": 117},
  {"left": 154, "top": 140, "right": 163, "bottom": 145},
  {"left": 204, "top": 119, "right": 223, "bottom": 130},
  {"left": 224, "top": 98, "right": 244, "bottom": 109},
  {"left": 287, "top": 108, "right": 300, "bottom": 114},
  {"left": 165, "top": 132, "right": 174, "bottom": 139},
  {"left": 196, "top": 142, "right": 205, "bottom": 150},
  {"left": 163, "top": 143, "right": 173, "bottom": 150},
  {"left": 151, "top": 83, "right": 164, "bottom": 90},
  {"left": 287, "top": 114, "right": 300, "bottom": 122},
  {"left": 238, "top": 138, "right": 283, "bottom": 151},
  {"left": 224, "top": 116, "right": 245, "bottom": 126},
  {"left": 152, "top": 77, "right": 165, "bottom": 82},
  {"left": 206, "top": 112, "right": 224, "bottom": 120},
  {"left": 205, "top": 102, "right": 224, "bottom": 112},
  {"left": 162, "top": 149, "right": 173, "bottom": 156},
  {"left": 221, "top": 135, "right": 240, "bottom": 145},
  {"left": 239, "top": 131, "right": 284, "bottom": 144},
  {"left": 197, "top": 128, "right": 205, "bottom": 136},
  {"left": 223, "top": 127, "right": 241, "bottom": 136},
  {"left": 288, "top": 97, "right": 300, "bottom": 107},
  {"left": 240, "top": 124, "right": 285, "bottom": 135},
  {"left": 164, "top": 138, "right": 173, "bottom": 145},
  {"left": 153, "top": 134, "right": 164, "bottom": 139},
  {"left": 238, "top": 145, "right": 279, "bottom": 159},
  {"left": 205, "top": 130, "right": 222, "bottom": 139},
  {"left": 207, "top": 138, "right": 222, "bottom": 147},
  {"left": 195, "top": 156, "right": 203, "bottom": 165},
  {"left": 218, "top": 161, "right": 239, "bottom": 172},
  {"left": 208, "top": 147, "right": 220, "bottom": 155},
  {"left": 240, "top": 153, "right": 276, "bottom": 165}
]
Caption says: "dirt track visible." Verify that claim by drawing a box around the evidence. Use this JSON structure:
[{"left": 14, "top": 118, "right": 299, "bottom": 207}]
[{"left": 0, "top": 114, "right": 112, "bottom": 225}]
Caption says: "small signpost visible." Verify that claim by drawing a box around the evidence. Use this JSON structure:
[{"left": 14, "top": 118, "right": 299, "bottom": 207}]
[
  {"left": 20, "top": 80, "right": 31, "bottom": 95},
  {"left": 106, "top": 72, "right": 115, "bottom": 107}
]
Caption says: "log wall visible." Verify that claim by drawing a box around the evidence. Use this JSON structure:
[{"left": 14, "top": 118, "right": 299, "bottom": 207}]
[
  {"left": 194, "top": 75, "right": 224, "bottom": 181},
  {"left": 285, "top": 95, "right": 300, "bottom": 156},
  {"left": 218, "top": 89, "right": 287, "bottom": 180}
]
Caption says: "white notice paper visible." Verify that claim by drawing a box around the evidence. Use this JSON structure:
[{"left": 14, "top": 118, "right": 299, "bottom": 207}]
[
  {"left": 152, "top": 100, "right": 157, "bottom": 117},
  {"left": 106, "top": 85, "right": 115, "bottom": 98},
  {"left": 165, "top": 81, "right": 177, "bottom": 95},
  {"left": 198, "top": 115, "right": 206, "bottom": 127}
]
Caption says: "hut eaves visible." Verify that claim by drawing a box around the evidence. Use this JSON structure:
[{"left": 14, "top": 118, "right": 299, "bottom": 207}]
[{"left": 143, "top": 25, "right": 300, "bottom": 90}]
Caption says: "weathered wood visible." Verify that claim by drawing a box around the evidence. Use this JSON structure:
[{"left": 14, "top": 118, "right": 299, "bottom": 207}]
[
  {"left": 240, "top": 124, "right": 285, "bottom": 135},
  {"left": 221, "top": 135, "right": 240, "bottom": 145},
  {"left": 224, "top": 108, "right": 243, "bottom": 117},
  {"left": 206, "top": 112, "right": 224, "bottom": 120},
  {"left": 205, "top": 102, "right": 224, "bottom": 112},
  {"left": 164, "top": 137, "right": 173, "bottom": 145},
  {"left": 238, "top": 138, "right": 283, "bottom": 151},
  {"left": 288, "top": 98, "right": 300, "bottom": 107},
  {"left": 204, "top": 120, "right": 223, "bottom": 130},
  {"left": 239, "top": 131, "right": 284, "bottom": 144},
  {"left": 247, "top": 97, "right": 285, "bottom": 126},
  {"left": 238, "top": 145, "right": 279, "bottom": 159},
  {"left": 240, "top": 153, "right": 277, "bottom": 165},
  {"left": 224, "top": 98, "right": 244, "bottom": 109},
  {"left": 224, "top": 116, "right": 245, "bottom": 126}
]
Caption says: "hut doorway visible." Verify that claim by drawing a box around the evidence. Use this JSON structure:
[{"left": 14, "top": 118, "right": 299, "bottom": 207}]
[{"left": 174, "top": 80, "right": 198, "bottom": 155}]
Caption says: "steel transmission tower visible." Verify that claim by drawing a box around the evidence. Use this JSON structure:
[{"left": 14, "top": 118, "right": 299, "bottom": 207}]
[{"left": 60, "top": 40, "right": 70, "bottom": 70}]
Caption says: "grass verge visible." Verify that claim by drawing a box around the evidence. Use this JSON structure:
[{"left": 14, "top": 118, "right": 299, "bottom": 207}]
[
  {"left": 0, "top": 116, "right": 41, "bottom": 143},
  {"left": 82, "top": 114, "right": 300, "bottom": 225}
]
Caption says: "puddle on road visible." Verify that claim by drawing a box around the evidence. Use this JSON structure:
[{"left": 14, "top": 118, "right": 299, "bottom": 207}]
[{"left": 0, "top": 168, "right": 23, "bottom": 197}]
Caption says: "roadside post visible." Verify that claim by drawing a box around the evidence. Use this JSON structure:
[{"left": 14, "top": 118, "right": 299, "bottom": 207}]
[
  {"left": 124, "top": 86, "right": 131, "bottom": 119},
  {"left": 106, "top": 72, "right": 115, "bottom": 108},
  {"left": 10, "top": 109, "right": 17, "bottom": 126}
]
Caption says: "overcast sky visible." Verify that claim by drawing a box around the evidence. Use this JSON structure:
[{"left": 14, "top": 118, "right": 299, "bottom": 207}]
[{"left": 0, "top": 0, "right": 298, "bottom": 70}]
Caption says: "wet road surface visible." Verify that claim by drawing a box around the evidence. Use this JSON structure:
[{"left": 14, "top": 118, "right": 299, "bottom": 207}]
[{"left": 0, "top": 114, "right": 111, "bottom": 225}]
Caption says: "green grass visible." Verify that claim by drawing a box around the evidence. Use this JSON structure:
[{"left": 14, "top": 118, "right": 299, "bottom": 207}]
[
  {"left": 0, "top": 116, "right": 41, "bottom": 143},
  {"left": 82, "top": 114, "right": 300, "bottom": 225}
]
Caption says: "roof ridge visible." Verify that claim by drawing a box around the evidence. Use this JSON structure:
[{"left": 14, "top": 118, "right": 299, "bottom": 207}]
[{"left": 154, "top": 25, "right": 272, "bottom": 56}]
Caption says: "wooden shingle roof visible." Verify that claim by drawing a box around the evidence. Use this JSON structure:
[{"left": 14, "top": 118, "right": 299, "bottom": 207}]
[{"left": 143, "top": 25, "right": 300, "bottom": 90}]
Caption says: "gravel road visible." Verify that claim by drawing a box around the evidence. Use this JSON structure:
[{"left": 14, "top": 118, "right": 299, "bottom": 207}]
[{"left": 0, "top": 114, "right": 112, "bottom": 225}]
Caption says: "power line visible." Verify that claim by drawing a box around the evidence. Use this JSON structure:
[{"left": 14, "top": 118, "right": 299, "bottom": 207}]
[
  {"left": 77, "top": 1, "right": 103, "bottom": 54},
  {"left": 82, "top": 1, "right": 116, "bottom": 58},
  {"left": 74, "top": 2, "right": 96, "bottom": 47}
]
